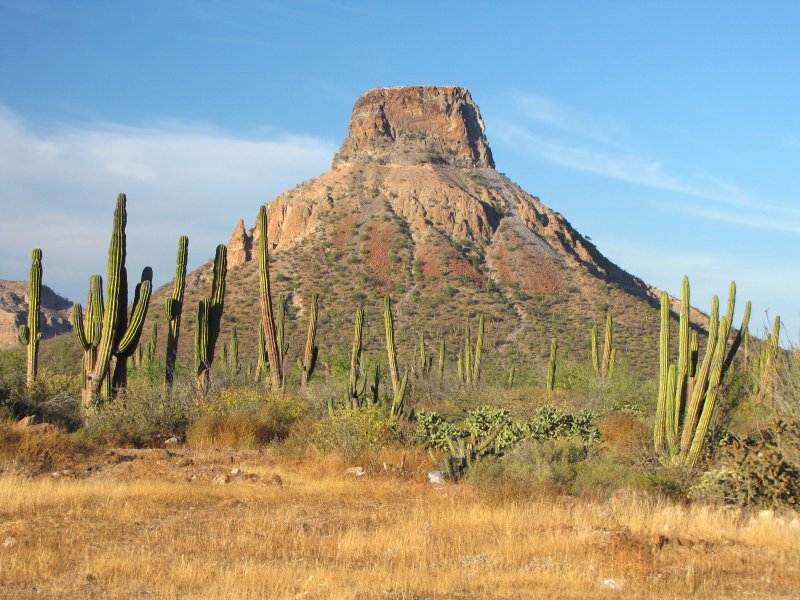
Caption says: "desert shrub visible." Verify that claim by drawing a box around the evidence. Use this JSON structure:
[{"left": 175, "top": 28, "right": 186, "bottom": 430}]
[
  {"left": 470, "top": 438, "right": 592, "bottom": 489},
  {"left": 0, "top": 371, "right": 81, "bottom": 429},
  {"left": 0, "top": 419, "right": 96, "bottom": 473},
  {"left": 82, "top": 378, "right": 192, "bottom": 447},
  {"left": 689, "top": 436, "right": 800, "bottom": 508},
  {"left": 416, "top": 405, "right": 598, "bottom": 479},
  {"left": 309, "top": 405, "right": 400, "bottom": 459},
  {"left": 188, "top": 389, "right": 309, "bottom": 449}
]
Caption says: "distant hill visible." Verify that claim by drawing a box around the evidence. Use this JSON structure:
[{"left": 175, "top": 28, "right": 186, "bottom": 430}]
[
  {"left": 0, "top": 279, "right": 72, "bottom": 349},
  {"left": 139, "top": 85, "right": 705, "bottom": 381}
]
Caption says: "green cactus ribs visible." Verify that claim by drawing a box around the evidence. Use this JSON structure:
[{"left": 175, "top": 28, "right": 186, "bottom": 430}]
[{"left": 18, "top": 248, "right": 42, "bottom": 386}]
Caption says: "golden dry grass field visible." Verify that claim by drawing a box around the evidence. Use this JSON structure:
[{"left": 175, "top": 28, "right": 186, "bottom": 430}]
[{"left": 1, "top": 439, "right": 799, "bottom": 599}]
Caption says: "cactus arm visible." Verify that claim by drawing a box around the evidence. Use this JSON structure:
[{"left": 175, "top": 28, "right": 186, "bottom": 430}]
[
  {"left": 472, "top": 315, "right": 484, "bottom": 385},
  {"left": 591, "top": 326, "right": 599, "bottom": 375},
  {"left": 678, "top": 295, "right": 719, "bottom": 461},
  {"left": 301, "top": 293, "right": 319, "bottom": 389},
  {"left": 547, "top": 338, "right": 557, "bottom": 391},
  {"left": 18, "top": 325, "right": 29, "bottom": 345},
  {"left": 73, "top": 304, "right": 89, "bottom": 350},
  {"left": 88, "top": 195, "right": 127, "bottom": 397},
  {"left": 384, "top": 295, "right": 400, "bottom": 395},
  {"left": 116, "top": 268, "right": 153, "bottom": 356},
  {"left": 723, "top": 300, "right": 751, "bottom": 377},
  {"left": 602, "top": 313, "right": 613, "bottom": 379},
  {"left": 654, "top": 291, "right": 671, "bottom": 452},
  {"left": 164, "top": 235, "right": 188, "bottom": 387},
  {"left": 463, "top": 324, "right": 472, "bottom": 384},
  {"left": 686, "top": 316, "right": 731, "bottom": 466},
  {"left": 349, "top": 306, "right": 364, "bottom": 402},
  {"left": 438, "top": 339, "right": 445, "bottom": 382},
  {"left": 257, "top": 206, "right": 283, "bottom": 389},
  {"left": 390, "top": 368, "right": 409, "bottom": 418}
]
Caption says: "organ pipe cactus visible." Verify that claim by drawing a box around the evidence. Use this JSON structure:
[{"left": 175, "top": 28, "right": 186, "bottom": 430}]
[
  {"left": 591, "top": 313, "right": 616, "bottom": 379},
  {"left": 229, "top": 327, "right": 239, "bottom": 375},
  {"left": 85, "top": 194, "right": 153, "bottom": 412},
  {"left": 472, "top": 315, "right": 484, "bottom": 385},
  {"left": 383, "top": 295, "right": 407, "bottom": 418},
  {"left": 547, "top": 338, "right": 557, "bottom": 391},
  {"left": 654, "top": 277, "right": 751, "bottom": 466},
  {"left": 195, "top": 244, "right": 227, "bottom": 403},
  {"left": 300, "top": 293, "right": 319, "bottom": 390},
  {"left": 18, "top": 248, "right": 42, "bottom": 386},
  {"left": 276, "top": 294, "right": 289, "bottom": 383},
  {"left": 349, "top": 306, "right": 365, "bottom": 407},
  {"left": 164, "top": 235, "right": 188, "bottom": 388},
  {"left": 257, "top": 205, "right": 282, "bottom": 389}
]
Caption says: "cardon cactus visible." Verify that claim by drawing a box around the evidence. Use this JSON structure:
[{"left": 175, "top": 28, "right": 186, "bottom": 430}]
[
  {"left": 592, "top": 313, "right": 616, "bottom": 380},
  {"left": 195, "top": 244, "right": 227, "bottom": 403},
  {"left": 300, "top": 293, "right": 319, "bottom": 390},
  {"left": 655, "top": 277, "right": 752, "bottom": 466},
  {"left": 383, "top": 295, "right": 407, "bottom": 418},
  {"left": 164, "top": 235, "right": 188, "bottom": 388},
  {"left": 73, "top": 275, "right": 105, "bottom": 407},
  {"left": 349, "top": 306, "right": 365, "bottom": 407},
  {"left": 84, "top": 195, "right": 153, "bottom": 414},
  {"left": 18, "top": 248, "right": 42, "bottom": 386},
  {"left": 546, "top": 338, "right": 557, "bottom": 391},
  {"left": 257, "top": 205, "right": 283, "bottom": 389}
]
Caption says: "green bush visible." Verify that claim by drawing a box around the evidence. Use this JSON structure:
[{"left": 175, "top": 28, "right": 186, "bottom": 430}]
[{"left": 310, "top": 405, "right": 400, "bottom": 459}]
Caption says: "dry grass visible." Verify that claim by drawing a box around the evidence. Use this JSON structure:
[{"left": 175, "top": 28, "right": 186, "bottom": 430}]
[{"left": 1, "top": 445, "right": 798, "bottom": 599}]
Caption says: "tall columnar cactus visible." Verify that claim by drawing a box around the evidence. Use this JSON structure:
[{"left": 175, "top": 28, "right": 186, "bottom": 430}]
[
  {"left": 195, "top": 244, "right": 227, "bottom": 403},
  {"left": 384, "top": 295, "right": 400, "bottom": 394},
  {"left": 85, "top": 195, "right": 153, "bottom": 411},
  {"left": 654, "top": 291, "right": 671, "bottom": 453},
  {"left": 349, "top": 306, "right": 365, "bottom": 407},
  {"left": 111, "top": 266, "right": 154, "bottom": 392},
  {"left": 472, "top": 315, "right": 484, "bottom": 385},
  {"left": 438, "top": 338, "right": 445, "bottom": 382},
  {"left": 255, "top": 320, "right": 267, "bottom": 383},
  {"left": 144, "top": 321, "right": 157, "bottom": 367},
  {"left": 591, "top": 313, "right": 616, "bottom": 380},
  {"left": 383, "top": 295, "right": 407, "bottom": 418},
  {"left": 547, "top": 338, "right": 557, "bottom": 391},
  {"left": 276, "top": 294, "right": 289, "bottom": 383},
  {"left": 164, "top": 235, "right": 188, "bottom": 388},
  {"left": 654, "top": 277, "right": 751, "bottom": 466},
  {"left": 300, "top": 293, "right": 319, "bottom": 390},
  {"left": 74, "top": 275, "right": 104, "bottom": 406},
  {"left": 257, "top": 205, "right": 283, "bottom": 390},
  {"left": 756, "top": 315, "right": 781, "bottom": 401},
  {"left": 463, "top": 324, "right": 472, "bottom": 384},
  {"left": 18, "top": 248, "right": 42, "bottom": 386},
  {"left": 229, "top": 327, "right": 239, "bottom": 375},
  {"left": 417, "top": 331, "right": 427, "bottom": 378}
]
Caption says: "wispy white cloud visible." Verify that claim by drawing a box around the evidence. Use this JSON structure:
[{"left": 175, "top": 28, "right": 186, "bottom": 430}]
[
  {"left": 0, "top": 106, "right": 336, "bottom": 302},
  {"left": 495, "top": 94, "right": 800, "bottom": 233}
]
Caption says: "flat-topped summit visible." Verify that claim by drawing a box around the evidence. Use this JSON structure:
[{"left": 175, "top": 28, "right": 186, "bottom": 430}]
[{"left": 332, "top": 86, "right": 495, "bottom": 169}]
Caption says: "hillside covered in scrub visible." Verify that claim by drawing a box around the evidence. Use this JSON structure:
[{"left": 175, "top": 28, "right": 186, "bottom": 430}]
[{"left": 146, "top": 85, "right": 709, "bottom": 381}]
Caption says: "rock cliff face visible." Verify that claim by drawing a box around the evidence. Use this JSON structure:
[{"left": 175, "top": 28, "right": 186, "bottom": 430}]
[
  {"left": 333, "top": 86, "right": 494, "bottom": 169},
  {"left": 158, "top": 86, "right": 666, "bottom": 371},
  {"left": 0, "top": 280, "right": 72, "bottom": 349}
]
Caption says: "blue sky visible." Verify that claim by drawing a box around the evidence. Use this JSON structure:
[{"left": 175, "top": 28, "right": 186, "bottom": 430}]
[{"left": 0, "top": 0, "right": 798, "bottom": 340}]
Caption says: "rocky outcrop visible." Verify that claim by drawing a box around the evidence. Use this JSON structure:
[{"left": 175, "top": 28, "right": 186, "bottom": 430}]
[
  {"left": 227, "top": 219, "right": 253, "bottom": 268},
  {"left": 0, "top": 280, "right": 72, "bottom": 349},
  {"left": 333, "top": 86, "right": 494, "bottom": 169}
]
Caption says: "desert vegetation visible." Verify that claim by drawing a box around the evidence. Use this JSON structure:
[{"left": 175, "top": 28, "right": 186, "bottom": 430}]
[{"left": 1, "top": 193, "right": 798, "bottom": 598}]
